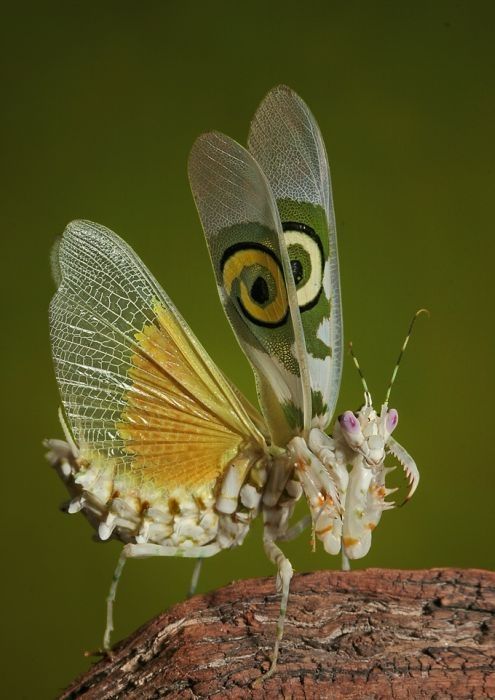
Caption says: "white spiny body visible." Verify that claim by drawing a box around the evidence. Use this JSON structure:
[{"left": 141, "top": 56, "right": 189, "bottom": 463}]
[
  {"left": 47, "top": 399, "right": 418, "bottom": 565},
  {"left": 46, "top": 85, "right": 422, "bottom": 679}
]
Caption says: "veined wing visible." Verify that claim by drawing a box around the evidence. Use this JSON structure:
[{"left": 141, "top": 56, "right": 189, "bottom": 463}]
[
  {"left": 49, "top": 220, "right": 267, "bottom": 495},
  {"left": 248, "top": 85, "right": 343, "bottom": 430},
  {"left": 188, "top": 131, "right": 312, "bottom": 447}
]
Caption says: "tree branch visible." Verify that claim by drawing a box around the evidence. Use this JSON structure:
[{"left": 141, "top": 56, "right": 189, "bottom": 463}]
[{"left": 61, "top": 568, "right": 495, "bottom": 699}]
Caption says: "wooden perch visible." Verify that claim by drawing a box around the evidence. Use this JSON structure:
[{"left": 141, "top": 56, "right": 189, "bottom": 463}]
[{"left": 61, "top": 568, "right": 494, "bottom": 699}]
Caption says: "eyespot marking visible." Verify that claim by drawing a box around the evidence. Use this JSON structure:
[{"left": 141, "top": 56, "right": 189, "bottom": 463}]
[
  {"left": 221, "top": 242, "right": 289, "bottom": 328},
  {"left": 291, "top": 259, "right": 304, "bottom": 285},
  {"left": 282, "top": 221, "right": 324, "bottom": 312},
  {"left": 251, "top": 276, "right": 269, "bottom": 304}
]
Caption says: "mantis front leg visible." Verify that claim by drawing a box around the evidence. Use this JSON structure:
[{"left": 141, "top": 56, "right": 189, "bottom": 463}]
[{"left": 290, "top": 436, "right": 343, "bottom": 557}]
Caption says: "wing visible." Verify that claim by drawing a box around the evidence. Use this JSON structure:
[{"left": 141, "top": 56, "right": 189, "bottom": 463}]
[
  {"left": 188, "top": 131, "right": 312, "bottom": 447},
  {"left": 49, "top": 220, "right": 267, "bottom": 497},
  {"left": 248, "top": 85, "right": 343, "bottom": 430}
]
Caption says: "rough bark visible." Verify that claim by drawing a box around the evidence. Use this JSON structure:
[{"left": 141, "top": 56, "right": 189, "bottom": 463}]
[{"left": 61, "top": 568, "right": 495, "bottom": 699}]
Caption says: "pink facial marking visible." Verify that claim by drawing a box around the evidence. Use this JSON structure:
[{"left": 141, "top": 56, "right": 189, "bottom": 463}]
[
  {"left": 386, "top": 409, "right": 399, "bottom": 433},
  {"left": 339, "top": 411, "right": 360, "bottom": 434}
]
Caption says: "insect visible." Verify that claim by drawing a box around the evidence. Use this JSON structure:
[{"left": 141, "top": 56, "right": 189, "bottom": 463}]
[{"left": 46, "top": 85, "right": 421, "bottom": 679}]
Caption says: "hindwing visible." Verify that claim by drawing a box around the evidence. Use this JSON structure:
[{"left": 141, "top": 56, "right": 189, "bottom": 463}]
[{"left": 49, "top": 220, "right": 267, "bottom": 496}]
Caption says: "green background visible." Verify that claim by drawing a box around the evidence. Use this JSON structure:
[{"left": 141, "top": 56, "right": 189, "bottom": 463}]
[{"left": 2, "top": 2, "right": 494, "bottom": 697}]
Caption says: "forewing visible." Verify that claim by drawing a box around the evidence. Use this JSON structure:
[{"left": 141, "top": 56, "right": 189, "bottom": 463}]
[
  {"left": 49, "top": 220, "right": 267, "bottom": 495},
  {"left": 248, "top": 85, "right": 343, "bottom": 430},
  {"left": 188, "top": 132, "right": 312, "bottom": 446}
]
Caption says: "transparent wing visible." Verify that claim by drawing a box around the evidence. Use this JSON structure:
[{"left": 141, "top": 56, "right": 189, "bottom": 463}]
[
  {"left": 188, "top": 131, "right": 312, "bottom": 446},
  {"left": 248, "top": 85, "right": 343, "bottom": 430},
  {"left": 49, "top": 220, "right": 267, "bottom": 493}
]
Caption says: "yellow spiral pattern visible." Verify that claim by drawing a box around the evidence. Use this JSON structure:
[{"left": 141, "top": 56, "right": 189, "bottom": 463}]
[{"left": 222, "top": 247, "right": 288, "bottom": 326}]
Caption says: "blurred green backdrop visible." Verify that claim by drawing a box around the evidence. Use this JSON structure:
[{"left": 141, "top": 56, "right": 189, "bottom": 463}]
[{"left": 2, "top": 2, "right": 494, "bottom": 697}]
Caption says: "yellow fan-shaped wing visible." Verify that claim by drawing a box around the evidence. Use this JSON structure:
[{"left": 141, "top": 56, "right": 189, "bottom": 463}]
[{"left": 49, "top": 220, "right": 267, "bottom": 495}]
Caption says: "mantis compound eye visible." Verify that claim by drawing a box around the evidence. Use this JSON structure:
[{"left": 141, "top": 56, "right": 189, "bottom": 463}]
[
  {"left": 386, "top": 408, "right": 399, "bottom": 434},
  {"left": 339, "top": 411, "right": 361, "bottom": 435}
]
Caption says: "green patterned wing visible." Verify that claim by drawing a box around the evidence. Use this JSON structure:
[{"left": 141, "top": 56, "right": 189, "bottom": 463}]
[
  {"left": 188, "top": 131, "right": 312, "bottom": 447},
  {"left": 248, "top": 85, "right": 343, "bottom": 431}
]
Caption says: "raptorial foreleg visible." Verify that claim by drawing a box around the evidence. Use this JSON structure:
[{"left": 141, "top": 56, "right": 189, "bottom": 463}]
[
  {"left": 308, "top": 427, "right": 349, "bottom": 495},
  {"left": 289, "top": 437, "right": 343, "bottom": 555}
]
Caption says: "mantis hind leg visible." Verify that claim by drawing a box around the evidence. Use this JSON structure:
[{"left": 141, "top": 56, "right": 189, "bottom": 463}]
[
  {"left": 341, "top": 549, "right": 351, "bottom": 571},
  {"left": 259, "top": 536, "right": 294, "bottom": 681},
  {"left": 188, "top": 558, "right": 203, "bottom": 598},
  {"left": 103, "top": 542, "right": 220, "bottom": 652},
  {"left": 103, "top": 548, "right": 127, "bottom": 651},
  {"left": 276, "top": 514, "right": 311, "bottom": 542}
]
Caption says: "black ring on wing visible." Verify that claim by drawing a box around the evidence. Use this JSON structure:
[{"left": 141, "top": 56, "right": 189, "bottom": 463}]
[
  {"left": 282, "top": 221, "right": 324, "bottom": 312},
  {"left": 220, "top": 241, "right": 290, "bottom": 328}
]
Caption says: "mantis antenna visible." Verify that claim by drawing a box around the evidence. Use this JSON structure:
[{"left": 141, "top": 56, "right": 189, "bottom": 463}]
[
  {"left": 384, "top": 308, "right": 429, "bottom": 407},
  {"left": 349, "top": 341, "right": 372, "bottom": 408}
]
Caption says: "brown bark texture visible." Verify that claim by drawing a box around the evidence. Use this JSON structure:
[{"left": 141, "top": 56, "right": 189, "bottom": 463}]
[{"left": 61, "top": 568, "right": 494, "bottom": 699}]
